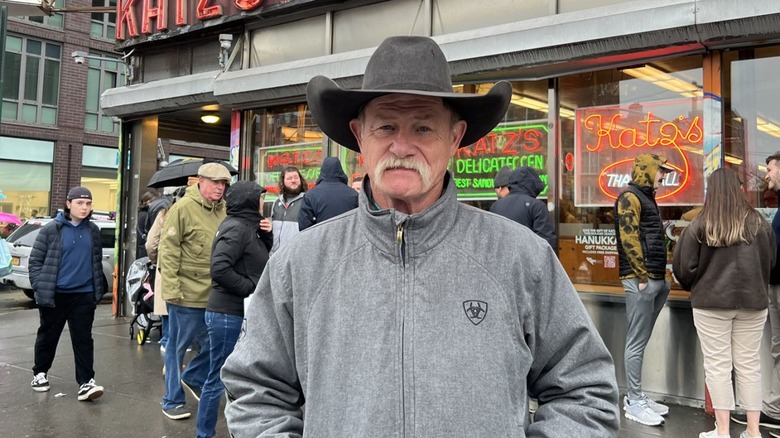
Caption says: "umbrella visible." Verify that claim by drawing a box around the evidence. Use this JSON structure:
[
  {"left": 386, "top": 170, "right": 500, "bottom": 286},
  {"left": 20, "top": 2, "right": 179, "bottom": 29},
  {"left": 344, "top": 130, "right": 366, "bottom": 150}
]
[
  {"left": 0, "top": 212, "right": 22, "bottom": 225},
  {"left": 147, "top": 158, "right": 238, "bottom": 188}
]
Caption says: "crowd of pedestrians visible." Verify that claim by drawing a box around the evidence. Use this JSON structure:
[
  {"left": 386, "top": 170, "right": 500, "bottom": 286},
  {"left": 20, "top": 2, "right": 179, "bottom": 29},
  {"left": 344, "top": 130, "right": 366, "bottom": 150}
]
[{"left": 25, "top": 35, "right": 780, "bottom": 438}]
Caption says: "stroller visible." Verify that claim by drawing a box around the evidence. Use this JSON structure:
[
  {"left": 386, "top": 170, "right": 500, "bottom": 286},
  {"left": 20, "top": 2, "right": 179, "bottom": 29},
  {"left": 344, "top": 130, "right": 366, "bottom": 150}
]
[{"left": 127, "top": 256, "right": 162, "bottom": 345}]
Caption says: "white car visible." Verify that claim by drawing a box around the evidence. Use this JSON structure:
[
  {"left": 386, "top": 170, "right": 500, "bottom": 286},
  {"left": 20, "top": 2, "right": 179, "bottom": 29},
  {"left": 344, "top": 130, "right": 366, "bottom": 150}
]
[{"left": 2, "top": 218, "right": 116, "bottom": 300}]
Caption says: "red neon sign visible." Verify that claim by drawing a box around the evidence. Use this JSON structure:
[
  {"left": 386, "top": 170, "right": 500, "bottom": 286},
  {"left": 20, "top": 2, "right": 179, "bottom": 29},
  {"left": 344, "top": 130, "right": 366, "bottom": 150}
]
[{"left": 575, "top": 99, "right": 705, "bottom": 207}]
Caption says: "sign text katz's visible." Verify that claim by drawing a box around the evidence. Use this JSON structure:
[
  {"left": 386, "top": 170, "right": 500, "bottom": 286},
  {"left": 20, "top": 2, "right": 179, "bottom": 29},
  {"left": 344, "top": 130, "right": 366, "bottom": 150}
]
[{"left": 116, "top": 0, "right": 297, "bottom": 41}]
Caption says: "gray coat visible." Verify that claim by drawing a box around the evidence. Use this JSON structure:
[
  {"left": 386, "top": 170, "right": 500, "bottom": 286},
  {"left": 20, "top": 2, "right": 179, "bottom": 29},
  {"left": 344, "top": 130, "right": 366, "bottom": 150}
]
[{"left": 222, "top": 173, "right": 619, "bottom": 437}]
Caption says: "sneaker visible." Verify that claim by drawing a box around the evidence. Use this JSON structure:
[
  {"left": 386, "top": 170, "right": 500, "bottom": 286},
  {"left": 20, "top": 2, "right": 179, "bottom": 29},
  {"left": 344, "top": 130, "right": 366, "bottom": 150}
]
[
  {"left": 31, "top": 373, "right": 49, "bottom": 392},
  {"left": 732, "top": 412, "right": 780, "bottom": 429},
  {"left": 624, "top": 396, "right": 669, "bottom": 416},
  {"left": 699, "top": 426, "right": 731, "bottom": 438},
  {"left": 181, "top": 379, "right": 201, "bottom": 402},
  {"left": 77, "top": 379, "right": 104, "bottom": 401},
  {"left": 624, "top": 398, "right": 665, "bottom": 426},
  {"left": 162, "top": 405, "right": 191, "bottom": 420},
  {"left": 740, "top": 431, "right": 763, "bottom": 438}
]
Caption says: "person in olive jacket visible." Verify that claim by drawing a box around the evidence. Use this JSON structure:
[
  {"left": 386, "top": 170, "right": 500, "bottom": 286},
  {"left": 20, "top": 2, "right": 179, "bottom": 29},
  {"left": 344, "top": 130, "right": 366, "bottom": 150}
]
[
  {"left": 196, "top": 180, "right": 272, "bottom": 438},
  {"left": 673, "top": 168, "right": 775, "bottom": 438}
]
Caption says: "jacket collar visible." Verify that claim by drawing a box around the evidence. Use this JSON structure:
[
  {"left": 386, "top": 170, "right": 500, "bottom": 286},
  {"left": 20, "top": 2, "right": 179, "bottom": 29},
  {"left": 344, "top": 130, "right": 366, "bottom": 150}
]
[{"left": 357, "top": 172, "right": 458, "bottom": 258}]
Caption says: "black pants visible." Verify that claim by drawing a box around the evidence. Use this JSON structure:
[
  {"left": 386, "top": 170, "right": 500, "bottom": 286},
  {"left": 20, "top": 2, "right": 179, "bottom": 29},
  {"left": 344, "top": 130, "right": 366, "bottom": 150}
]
[{"left": 33, "top": 293, "right": 97, "bottom": 385}]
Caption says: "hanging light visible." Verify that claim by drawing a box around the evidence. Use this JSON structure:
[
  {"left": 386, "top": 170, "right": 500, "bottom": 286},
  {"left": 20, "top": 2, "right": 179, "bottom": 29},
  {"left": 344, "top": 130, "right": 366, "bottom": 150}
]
[{"left": 201, "top": 113, "right": 220, "bottom": 124}]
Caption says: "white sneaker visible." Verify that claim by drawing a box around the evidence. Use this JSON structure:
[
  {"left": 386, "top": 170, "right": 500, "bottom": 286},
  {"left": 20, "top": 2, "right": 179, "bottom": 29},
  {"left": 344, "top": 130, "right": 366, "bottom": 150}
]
[
  {"left": 31, "top": 372, "right": 49, "bottom": 392},
  {"left": 77, "top": 378, "right": 104, "bottom": 401},
  {"left": 624, "top": 395, "right": 669, "bottom": 416},
  {"left": 740, "top": 430, "right": 764, "bottom": 438},
  {"left": 624, "top": 398, "right": 665, "bottom": 426},
  {"left": 699, "top": 423, "right": 731, "bottom": 438}
]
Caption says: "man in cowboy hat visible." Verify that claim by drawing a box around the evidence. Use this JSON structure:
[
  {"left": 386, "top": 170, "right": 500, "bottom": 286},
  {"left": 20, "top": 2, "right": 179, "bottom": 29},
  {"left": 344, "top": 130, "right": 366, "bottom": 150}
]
[{"left": 222, "top": 36, "right": 619, "bottom": 437}]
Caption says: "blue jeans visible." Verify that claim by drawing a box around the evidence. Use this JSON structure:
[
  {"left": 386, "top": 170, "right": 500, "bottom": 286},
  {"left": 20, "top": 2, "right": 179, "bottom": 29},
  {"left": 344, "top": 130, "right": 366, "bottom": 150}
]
[
  {"left": 159, "top": 314, "right": 169, "bottom": 347},
  {"left": 623, "top": 277, "right": 670, "bottom": 400},
  {"left": 196, "top": 311, "right": 243, "bottom": 438},
  {"left": 162, "top": 303, "right": 210, "bottom": 410}
]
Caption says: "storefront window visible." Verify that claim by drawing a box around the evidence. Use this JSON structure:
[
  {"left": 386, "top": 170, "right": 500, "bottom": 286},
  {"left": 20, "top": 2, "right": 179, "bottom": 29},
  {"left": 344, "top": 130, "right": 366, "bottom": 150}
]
[
  {"left": 0, "top": 137, "right": 53, "bottom": 221},
  {"left": 81, "top": 145, "right": 118, "bottom": 214},
  {"left": 723, "top": 46, "right": 780, "bottom": 210},
  {"left": 249, "top": 104, "right": 323, "bottom": 208},
  {"left": 451, "top": 81, "right": 551, "bottom": 211},
  {"left": 559, "top": 55, "right": 704, "bottom": 288}
]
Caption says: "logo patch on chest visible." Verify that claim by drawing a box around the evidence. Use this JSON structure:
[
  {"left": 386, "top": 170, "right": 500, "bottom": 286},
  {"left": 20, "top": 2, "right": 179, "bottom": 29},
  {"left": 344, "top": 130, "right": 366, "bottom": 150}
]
[{"left": 463, "top": 300, "right": 488, "bottom": 325}]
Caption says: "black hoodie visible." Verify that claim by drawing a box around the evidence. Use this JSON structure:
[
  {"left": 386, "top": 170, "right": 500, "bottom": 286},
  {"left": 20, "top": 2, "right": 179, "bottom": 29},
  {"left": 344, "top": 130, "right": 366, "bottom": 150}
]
[
  {"left": 207, "top": 181, "right": 273, "bottom": 316},
  {"left": 489, "top": 166, "right": 557, "bottom": 249},
  {"left": 298, "top": 157, "right": 359, "bottom": 231}
]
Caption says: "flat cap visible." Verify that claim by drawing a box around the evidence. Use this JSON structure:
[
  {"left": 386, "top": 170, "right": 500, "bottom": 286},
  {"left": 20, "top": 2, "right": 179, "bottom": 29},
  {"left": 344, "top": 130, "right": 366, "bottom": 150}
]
[{"left": 198, "top": 163, "right": 232, "bottom": 181}]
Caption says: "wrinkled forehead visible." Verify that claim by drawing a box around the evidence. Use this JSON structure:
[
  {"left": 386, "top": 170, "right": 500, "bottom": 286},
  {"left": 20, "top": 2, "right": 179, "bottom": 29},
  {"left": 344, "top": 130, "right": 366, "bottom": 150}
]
[{"left": 363, "top": 93, "right": 446, "bottom": 116}]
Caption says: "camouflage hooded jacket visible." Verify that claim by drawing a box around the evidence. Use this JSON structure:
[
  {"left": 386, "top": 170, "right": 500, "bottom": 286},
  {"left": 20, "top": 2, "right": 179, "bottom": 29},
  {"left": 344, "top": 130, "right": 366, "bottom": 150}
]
[{"left": 613, "top": 154, "right": 669, "bottom": 281}]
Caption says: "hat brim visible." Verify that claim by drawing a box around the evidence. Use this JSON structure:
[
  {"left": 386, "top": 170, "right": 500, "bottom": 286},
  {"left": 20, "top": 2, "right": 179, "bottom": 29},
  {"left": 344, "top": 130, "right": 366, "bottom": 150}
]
[
  {"left": 307, "top": 76, "right": 512, "bottom": 152},
  {"left": 659, "top": 163, "right": 675, "bottom": 172}
]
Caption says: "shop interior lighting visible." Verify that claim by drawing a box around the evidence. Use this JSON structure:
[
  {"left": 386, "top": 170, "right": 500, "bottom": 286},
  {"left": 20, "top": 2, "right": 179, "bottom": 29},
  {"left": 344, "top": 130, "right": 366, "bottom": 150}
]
[
  {"left": 757, "top": 116, "right": 780, "bottom": 138},
  {"left": 621, "top": 65, "right": 702, "bottom": 98},
  {"left": 200, "top": 113, "right": 220, "bottom": 124},
  {"left": 510, "top": 94, "right": 576, "bottom": 119},
  {"left": 462, "top": 83, "right": 575, "bottom": 119}
]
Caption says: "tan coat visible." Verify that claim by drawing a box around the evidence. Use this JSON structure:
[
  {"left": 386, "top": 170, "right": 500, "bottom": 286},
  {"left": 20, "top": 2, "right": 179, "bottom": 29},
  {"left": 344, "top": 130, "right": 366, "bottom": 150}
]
[{"left": 145, "top": 210, "right": 168, "bottom": 316}]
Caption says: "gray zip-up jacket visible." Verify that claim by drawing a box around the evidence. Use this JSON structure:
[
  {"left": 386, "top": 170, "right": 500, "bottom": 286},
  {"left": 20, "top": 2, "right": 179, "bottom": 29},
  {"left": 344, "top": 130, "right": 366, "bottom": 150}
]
[{"left": 222, "top": 174, "right": 619, "bottom": 437}]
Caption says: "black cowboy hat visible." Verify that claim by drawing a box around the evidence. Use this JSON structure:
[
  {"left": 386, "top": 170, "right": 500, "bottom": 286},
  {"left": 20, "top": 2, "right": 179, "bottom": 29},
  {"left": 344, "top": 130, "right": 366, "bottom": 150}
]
[{"left": 306, "top": 36, "right": 512, "bottom": 152}]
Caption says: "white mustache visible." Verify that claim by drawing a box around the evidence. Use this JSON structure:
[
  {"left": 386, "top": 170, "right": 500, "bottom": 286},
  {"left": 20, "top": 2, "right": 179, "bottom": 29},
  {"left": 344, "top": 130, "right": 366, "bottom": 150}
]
[{"left": 374, "top": 157, "right": 432, "bottom": 187}]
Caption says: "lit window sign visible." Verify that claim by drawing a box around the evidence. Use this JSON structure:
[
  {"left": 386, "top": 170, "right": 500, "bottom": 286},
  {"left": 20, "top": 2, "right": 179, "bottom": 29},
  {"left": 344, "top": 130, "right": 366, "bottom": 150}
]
[
  {"left": 453, "top": 123, "right": 548, "bottom": 198},
  {"left": 117, "top": 0, "right": 309, "bottom": 42},
  {"left": 256, "top": 143, "right": 322, "bottom": 200},
  {"left": 574, "top": 99, "right": 705, "bottom": 207}
]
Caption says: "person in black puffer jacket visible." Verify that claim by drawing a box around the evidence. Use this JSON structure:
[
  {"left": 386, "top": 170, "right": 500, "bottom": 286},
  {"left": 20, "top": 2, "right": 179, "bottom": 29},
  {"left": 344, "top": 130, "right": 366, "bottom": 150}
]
[
  {"left": 196, "top": 180, "right": 272, "bottom": 438},
  {"left": 489, "top": 166, "right": 556, "bottom": 249},
  {"left": 29, "top": 186, "right": 105, "bottom": 402},
  {"left": 298, "top": 157, "right": 359, "bottom": 231}
]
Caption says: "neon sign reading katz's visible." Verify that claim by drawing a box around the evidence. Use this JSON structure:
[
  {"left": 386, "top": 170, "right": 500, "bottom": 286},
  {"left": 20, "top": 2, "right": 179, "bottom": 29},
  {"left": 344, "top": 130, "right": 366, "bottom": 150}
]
[
  {"left": 574, "top": 99, "right": 705, "bottom": 207},
  {"left": 454, "top": 123, "right": 548, "bottom": 198}
]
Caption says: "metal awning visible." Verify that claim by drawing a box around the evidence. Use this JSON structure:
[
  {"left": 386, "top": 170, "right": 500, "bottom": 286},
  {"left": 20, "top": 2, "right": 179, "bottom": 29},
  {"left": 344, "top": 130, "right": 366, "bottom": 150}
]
[
  {"left": 100, "top": 0, "right": 780, "bottom": 117},
  {"left": 101, "top": 71, "right": 219, "bottom": 117}
]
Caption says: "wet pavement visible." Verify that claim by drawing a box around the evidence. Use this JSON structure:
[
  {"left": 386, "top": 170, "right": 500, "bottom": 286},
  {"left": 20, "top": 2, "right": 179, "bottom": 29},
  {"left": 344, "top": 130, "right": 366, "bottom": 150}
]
[{"left": 0, "top": 286, "right": 771, "bottom": 438}]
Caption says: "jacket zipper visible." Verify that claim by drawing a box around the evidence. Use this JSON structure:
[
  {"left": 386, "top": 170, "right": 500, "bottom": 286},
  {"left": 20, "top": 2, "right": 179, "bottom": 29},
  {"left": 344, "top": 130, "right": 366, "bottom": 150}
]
[{"left": 396, "top": 220, "right": 407, "bottom": 436}]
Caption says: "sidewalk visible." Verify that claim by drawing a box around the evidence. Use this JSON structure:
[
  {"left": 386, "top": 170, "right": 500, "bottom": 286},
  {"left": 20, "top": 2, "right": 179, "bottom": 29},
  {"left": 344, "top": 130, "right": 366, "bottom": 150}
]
[{"left": 0, "top": 304, "right": 764, "bottom": 437}]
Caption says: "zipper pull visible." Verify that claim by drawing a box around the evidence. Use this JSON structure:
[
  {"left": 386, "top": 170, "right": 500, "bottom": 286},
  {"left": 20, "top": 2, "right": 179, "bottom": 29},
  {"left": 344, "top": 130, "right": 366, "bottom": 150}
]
[{"left": 396, "top": 223, "right": 404, "bottom": 245}]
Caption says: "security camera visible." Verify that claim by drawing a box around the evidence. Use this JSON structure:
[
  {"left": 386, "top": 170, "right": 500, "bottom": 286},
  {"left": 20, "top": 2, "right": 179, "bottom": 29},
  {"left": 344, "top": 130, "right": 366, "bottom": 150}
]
[
  {"left": 72, "top": 51, "right": 88, "bottom": 65},
  {"left": 219, "top": 34, "right": 233, "bottom": 50}
]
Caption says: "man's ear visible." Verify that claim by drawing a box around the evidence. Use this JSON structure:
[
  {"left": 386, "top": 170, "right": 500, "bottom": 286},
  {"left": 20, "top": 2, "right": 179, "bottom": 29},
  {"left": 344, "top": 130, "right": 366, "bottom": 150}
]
[
  {"left": 349, "top": 119, "right": 364, "bottom": 153},
  {"left": 449, "top": 120, "right": 467, "bottom": 153}
]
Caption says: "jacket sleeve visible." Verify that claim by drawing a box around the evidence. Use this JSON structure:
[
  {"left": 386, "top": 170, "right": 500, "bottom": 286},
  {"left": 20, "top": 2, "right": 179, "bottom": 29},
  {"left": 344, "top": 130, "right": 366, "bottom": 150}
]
[
  {"left": 525, "top": 244, "right": 620, "bottom": 436},
  {"left": 145, "top": 211, "right": 165, "bottom": 264},
  {"left": 530, "top": 201, "right": 557, "bottom": 249},
  {"left": 260, "top": 228, "right": 273, "bottom": 252},
  {"left": 672, "top": 224, "right": 699, "bottom": 292},
  {"left": 298, "top": 196, "right": 315, "bottom": 231},
  {"left": 211, "top": 227, "right": 257, "bottom": 298},
  {"left": 616, "top": 192, "right": 648, "bottom": 281},
  {"left": 158, "top": 207, "right": 184, "bottom": 301},
  {"left": 28, "top": 227, "right": 49, "bottom": 291},
  {"left": 222, "top": 258, "right": 304, "bottom": 437}
]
